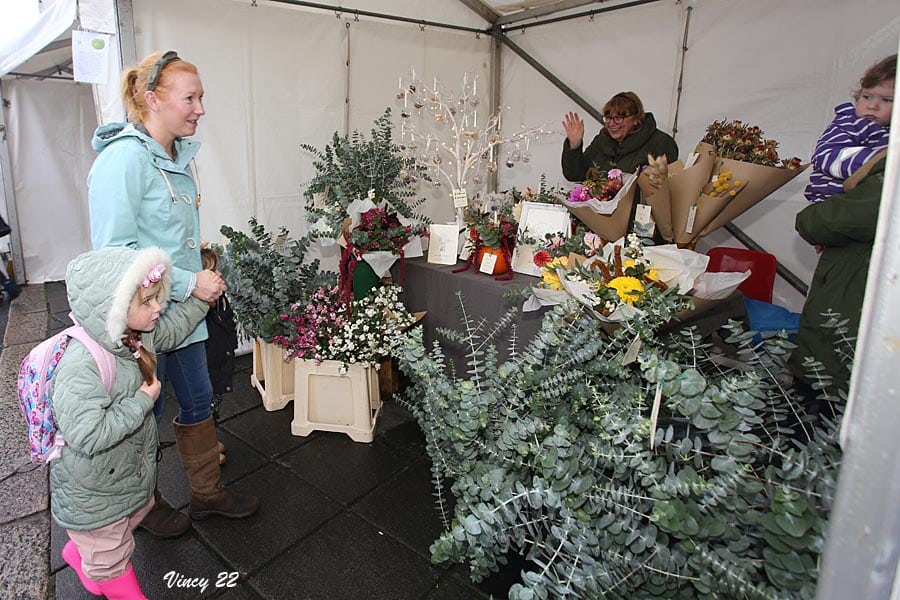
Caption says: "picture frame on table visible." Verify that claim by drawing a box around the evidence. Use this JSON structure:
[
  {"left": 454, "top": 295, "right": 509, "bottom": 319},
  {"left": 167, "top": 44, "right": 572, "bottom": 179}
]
[
  {"left": 511, "top": 202, "right": 572, "bottom": 277},
  {"left": 427, "top": 223, "right": 461, "bottom": 265}
]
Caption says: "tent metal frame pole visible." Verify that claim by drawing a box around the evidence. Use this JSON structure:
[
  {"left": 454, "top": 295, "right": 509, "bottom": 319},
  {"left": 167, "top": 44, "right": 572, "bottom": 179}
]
[
  {"left": 115, "top": 0, "right": 137, "bottom": 69},
  {"left": 497, "top": 0, "right": 603, "bottom": 26},
  {"left": 266, "top": 0, "right": 487, "bottom": 34},
  {"left": 0, "top": 81, "right": 27, "bottom": 285},
  {"left": 494, "top": 32, "right": 603, "bottom": 124},
  {"left": 488, "top": 32, "right": 502, "bottom": 192},
  {"left": 499, "top": 0, "right": 663, "bottom": 31}
]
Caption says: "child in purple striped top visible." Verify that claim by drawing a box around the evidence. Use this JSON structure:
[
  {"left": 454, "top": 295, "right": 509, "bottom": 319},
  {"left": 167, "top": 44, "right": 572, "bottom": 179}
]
[{"left": 804, "top": 54, "right": 894, "bottom": 203}]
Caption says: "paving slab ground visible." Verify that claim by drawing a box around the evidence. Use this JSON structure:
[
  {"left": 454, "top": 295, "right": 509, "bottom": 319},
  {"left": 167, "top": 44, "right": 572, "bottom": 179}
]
[{"left": 1, "top": 282, "right": 522, "bottom": 599}]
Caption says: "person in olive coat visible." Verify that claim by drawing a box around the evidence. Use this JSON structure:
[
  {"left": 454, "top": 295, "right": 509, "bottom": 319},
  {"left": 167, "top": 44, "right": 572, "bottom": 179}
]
[
  {"left": 561, "top": 91, "right": 678, "bottom": 181},
  {"left": 789, "top": 155, "right": 886, "bottom": 396}
]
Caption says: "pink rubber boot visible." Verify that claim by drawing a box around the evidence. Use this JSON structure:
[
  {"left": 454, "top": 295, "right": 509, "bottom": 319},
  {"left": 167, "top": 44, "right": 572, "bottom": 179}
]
[
  {"left": 61, "top": 541, "right": 101, "bottom": 595},
  {"left": 96, "top": 564, "right": 148, "bottom": 600}
]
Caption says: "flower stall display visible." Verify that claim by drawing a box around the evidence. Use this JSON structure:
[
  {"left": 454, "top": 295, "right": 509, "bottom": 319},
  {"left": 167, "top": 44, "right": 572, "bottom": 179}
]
[
  {"left": 562, "top": 167, "right": 639, "bottom": 242},
  {"left": 524, "top": 234, "right": 749, "bottom": 324},
  {"left": 454, "top": 191, "right": 519, "bottom": 279},
  {"left": 639, "top": 119, "right": 808, "bottom": 246},
  {"left": 275, "top": 285, "right": 419, "bottom": 442},
  {"left": 340, "top": 206, "right": 427, "bottom": 301}
]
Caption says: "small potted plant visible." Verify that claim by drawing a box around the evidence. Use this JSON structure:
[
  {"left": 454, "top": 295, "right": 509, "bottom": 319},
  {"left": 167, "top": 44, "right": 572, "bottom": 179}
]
[{"left": 455, "top": 192, "right": 519, "bottom": 280}]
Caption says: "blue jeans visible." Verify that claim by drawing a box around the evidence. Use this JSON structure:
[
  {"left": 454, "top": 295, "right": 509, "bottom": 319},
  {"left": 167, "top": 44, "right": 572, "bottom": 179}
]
[{"left": 153, "top": 342, "right": 213, "bottom": 425}]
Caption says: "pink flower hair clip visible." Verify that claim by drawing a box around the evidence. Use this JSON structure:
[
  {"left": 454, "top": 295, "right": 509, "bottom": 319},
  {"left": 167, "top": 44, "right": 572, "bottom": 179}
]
[{"left": 142, "top": 263, "right": 166, "bottom": 288}]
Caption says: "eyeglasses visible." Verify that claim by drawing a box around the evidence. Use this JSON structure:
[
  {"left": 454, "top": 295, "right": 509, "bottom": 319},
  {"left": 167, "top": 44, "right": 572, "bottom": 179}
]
[
  {"left": 147, "top": 51, "right": 181, "bottom": 91},
  {"left": 602, "top": 113, "right": 634, "bottom": 125}
]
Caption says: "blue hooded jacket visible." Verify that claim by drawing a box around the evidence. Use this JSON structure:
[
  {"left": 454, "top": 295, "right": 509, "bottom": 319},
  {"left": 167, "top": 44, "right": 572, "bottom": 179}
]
[{"left": 88, "top": 122, "right": 207, "bottom": 348}]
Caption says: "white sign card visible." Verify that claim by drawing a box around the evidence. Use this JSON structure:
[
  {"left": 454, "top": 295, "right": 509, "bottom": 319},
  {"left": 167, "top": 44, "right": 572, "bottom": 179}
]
[
  {"left": 427, "top": 223, "right": 460, "bottom": 265},
  {"left": 479, "top": 251, "right": 498, "bottom": 274},
  {"left": 72, "top": 31, "right": 111, "bottom": 85},
  {"left": 511, "top": 202, "right": 572, "bottom": 277},
  {"left": 452, "top": 188, "right": 468, "bottom": 209}
]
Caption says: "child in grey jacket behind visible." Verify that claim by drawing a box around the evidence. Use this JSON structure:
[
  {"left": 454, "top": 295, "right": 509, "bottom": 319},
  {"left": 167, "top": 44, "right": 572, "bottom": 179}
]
[{"left": 50, "top": 246, "right": 209, "bottom": 599}]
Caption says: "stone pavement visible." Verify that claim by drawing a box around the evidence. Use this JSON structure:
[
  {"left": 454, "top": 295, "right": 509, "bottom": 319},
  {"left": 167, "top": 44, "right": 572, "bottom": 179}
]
[{"left": 0, "top": 283, "right": 521, "bottom": 599}]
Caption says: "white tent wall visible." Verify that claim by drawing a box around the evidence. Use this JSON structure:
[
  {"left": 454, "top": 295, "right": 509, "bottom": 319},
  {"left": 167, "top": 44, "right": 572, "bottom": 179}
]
[
  {"left": 5, "top": 78, "right": 95, "bottom": 282},
  {"left": 131, "top": 0, "right": 491, "bottom": 260},
  {"left": 348, "top": 18, "right": 491, "bottom": 225}
]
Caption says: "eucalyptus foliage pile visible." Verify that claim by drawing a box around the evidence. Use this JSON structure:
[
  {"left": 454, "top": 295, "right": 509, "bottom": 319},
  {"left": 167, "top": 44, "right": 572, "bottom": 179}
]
[
  {"left": 219, "top": 218, "right": 336, "bottom": 342},
  {"left": 397, "top": 292, "right": 844, "bottom": 599},
  {"left": 302, "top": 108, "right": 428, "bottom": 240}
]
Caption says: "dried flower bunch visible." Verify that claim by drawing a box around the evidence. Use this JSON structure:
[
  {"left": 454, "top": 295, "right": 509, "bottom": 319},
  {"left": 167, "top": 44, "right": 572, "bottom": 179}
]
[{"left": 702, "top": 119, "right": 803, "bottom": 169}]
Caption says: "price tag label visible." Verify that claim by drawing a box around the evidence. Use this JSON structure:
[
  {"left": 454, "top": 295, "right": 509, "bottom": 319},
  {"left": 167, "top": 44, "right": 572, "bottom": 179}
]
[
  {"left": 684, "top": 152, "right": 699, "bottom": 169},
  {"left": 685, "top": 205, "right": 697, "bottom": 234},
  {"left": 649, "top": 382, "right": 663, "bottom": 449},
  {"left": 479, "top": 251, "right": 498, "bottom": 274},
  {"left": 452, "top": 188, "right": 468, "bottom": 209},
  {"left": 633, "top": 204, "right": 656, "bottom": 238},
  {"left": 623, "top": 333, "right": 642, "bottom": 366}
]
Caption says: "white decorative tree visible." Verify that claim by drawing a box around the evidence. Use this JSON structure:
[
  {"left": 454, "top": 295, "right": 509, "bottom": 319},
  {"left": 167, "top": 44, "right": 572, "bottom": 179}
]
[{"left": 395, "top": 70, "right": 552, "bottom": 222}]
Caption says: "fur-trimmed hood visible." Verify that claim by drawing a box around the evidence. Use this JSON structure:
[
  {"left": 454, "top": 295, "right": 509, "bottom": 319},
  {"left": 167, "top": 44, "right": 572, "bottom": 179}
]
[{"left": 65, "top": 246, "right": 173, "bottom": 353}]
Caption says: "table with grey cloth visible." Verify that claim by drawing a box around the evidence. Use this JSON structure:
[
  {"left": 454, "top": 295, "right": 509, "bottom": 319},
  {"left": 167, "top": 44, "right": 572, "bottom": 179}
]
[
  {"left": 396, "top": 258, "right": 546, "bottom": 373},
  {"left": 395, "top": 257, "right": 748, "bottom": 375}
]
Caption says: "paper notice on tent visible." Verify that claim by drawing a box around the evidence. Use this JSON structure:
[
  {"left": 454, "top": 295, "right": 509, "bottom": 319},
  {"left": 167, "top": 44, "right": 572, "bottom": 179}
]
[{"left": 72, "top": 31, "right": 111, "bottom": 85}]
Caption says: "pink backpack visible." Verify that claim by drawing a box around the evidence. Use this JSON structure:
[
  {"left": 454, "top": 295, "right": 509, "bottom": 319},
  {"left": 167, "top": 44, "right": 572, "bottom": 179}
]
[{"left": 17, "top": 325, "right": 116, "bottom": 464}]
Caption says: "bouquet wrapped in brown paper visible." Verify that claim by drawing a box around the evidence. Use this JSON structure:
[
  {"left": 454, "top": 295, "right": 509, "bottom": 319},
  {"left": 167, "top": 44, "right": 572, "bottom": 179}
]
[
  {"left": 638, "top": 119, "right": 808, "bottom": 246},
  {"left": 563, "top": 168, "right": 638, "bottom": 242}
]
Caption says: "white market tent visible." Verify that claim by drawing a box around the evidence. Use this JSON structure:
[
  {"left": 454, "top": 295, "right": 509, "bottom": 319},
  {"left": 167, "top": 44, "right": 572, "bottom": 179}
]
[{"left": 1, "top": 1, "right": 899, "bottom": 598}]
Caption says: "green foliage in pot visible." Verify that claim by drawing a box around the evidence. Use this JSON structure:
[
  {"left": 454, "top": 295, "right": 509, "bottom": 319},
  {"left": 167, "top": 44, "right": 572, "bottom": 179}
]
[
  {"left": 219, "top": 218, "right": 337, "bottom": 342},
  {"left": 397, "top": 293, "right": 845, "bottom": 599},
  {"left": 302, "top": 108, "right": 428, "bottom": 241}
]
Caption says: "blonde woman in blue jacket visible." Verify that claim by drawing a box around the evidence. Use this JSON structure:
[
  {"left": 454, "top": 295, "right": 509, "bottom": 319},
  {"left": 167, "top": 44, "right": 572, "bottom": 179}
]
[{"left": 88, "top": 50, "right": 258, "bottom": 538}]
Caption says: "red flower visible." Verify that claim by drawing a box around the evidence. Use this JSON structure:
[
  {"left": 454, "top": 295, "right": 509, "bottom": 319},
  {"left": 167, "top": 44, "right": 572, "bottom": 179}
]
[{"left": 533, "top": 250, "right": 552, "bottom": 267}]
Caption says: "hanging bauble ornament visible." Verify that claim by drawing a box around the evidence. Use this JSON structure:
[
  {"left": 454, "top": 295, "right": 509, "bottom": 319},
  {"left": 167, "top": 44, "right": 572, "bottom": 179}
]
[
  {"left": 472, "top": 175, "right": 483, "bottom": 185},
  {"left": 435, "top": 113, "right": 446, "bottom": 121},
  {"left": 449, "top": 107, "right": 457, "bottom": 116},
  {"left": 469, "top": 97, "right": 480, "bottom": 107},
  {"left": 401, "top": 111, "right": 410, "bottom": 119},
  {"left": 511, "top": 151, "right": 522, "bottom": 162},
  {"left": 522, "top": 153, "right": 532, "bottom": 163},
  {"left": 480, "top": 151, "right": 490, "bottom": 160},
  {"left": 486, "top": 162, "right": 497, "bottom": 173},
  {"left": 396, "top": 92, "right": 405, "bottom": 101},
  {"left": 505, "top": 158, "right": 515, "bottom": 168},
  {"left": 457, "top": 98, "right": 466, "bottom": 106},
  {"left": 433, "top": 181, "right": 442, "bottom": 189},
  {"left": 432, "top": 154, "right": 442, "bottom": 165},
  {"left": 430, "top": 94, "right": 438, "bottom": 102},
  {"left": 413, "top": 100, "right": 424, "bottom": 109},
  {"left": 408, "top": 84, "right": 416, "bottom": 92}
]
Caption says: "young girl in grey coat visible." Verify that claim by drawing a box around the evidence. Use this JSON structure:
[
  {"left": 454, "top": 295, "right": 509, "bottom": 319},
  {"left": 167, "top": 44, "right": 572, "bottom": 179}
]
[{"left": 50, "top": 246, "right": 208, "bottom": 598}]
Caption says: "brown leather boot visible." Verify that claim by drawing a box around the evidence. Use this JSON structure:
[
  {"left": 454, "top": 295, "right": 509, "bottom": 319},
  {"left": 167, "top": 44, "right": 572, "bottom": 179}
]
[
  {"left": 174, "top": 416, "right": 259, "bottom": 520},
  {"left": 137, "top": 489, "right": 191, "bottom": 538}
]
